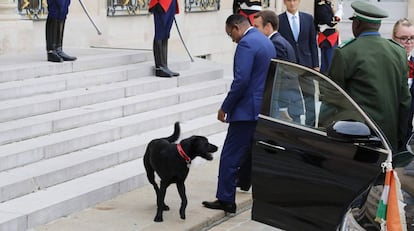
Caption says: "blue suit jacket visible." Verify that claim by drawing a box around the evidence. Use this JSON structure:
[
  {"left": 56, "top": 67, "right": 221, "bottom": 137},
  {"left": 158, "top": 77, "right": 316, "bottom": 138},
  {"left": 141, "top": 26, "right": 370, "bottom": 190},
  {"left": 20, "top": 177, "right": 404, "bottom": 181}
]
[
  {"left": 221, "top": 28, "right": 275, "bottom": 122},
  {"left": 270, "top": 32, "right": 296, "bottom": 63},
  {"left": 278, "top": 12, "right": 319, "bottom": 68}
]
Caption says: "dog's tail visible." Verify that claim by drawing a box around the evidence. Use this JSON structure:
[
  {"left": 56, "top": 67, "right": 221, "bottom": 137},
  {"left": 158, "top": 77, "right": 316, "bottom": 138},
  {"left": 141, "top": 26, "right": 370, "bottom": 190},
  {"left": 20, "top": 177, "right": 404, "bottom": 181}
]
[{"left": 164, "top": 121, "right": 180, "bottom": 143}]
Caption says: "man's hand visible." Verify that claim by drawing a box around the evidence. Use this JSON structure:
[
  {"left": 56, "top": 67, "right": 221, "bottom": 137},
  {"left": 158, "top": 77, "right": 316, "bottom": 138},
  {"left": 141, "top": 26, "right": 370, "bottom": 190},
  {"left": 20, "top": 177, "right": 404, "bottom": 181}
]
[{"left": 217, "top": 109, "right": 226, "bottom": 123}]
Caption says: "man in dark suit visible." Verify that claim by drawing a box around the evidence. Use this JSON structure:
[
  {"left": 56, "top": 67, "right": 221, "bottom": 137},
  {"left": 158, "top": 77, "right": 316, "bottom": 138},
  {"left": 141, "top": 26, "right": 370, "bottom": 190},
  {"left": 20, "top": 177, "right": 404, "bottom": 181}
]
[
  {"left": 202, "top": 14, "right": 275, "bottom": 213},
  {"left": 149, "top": 0, "right": 180, "bottom": 77},
  {"left": 278, "top": 0, "right": 319, "bottom": 126},
  {"left": 253, "top": 10, "right": 304, "bottom": 123}
]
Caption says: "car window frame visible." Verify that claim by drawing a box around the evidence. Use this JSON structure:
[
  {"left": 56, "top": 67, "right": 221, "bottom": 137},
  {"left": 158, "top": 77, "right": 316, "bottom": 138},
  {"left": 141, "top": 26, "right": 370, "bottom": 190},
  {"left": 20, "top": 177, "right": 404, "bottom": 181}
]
[{"left": 261, "top": 59, "right": 392, "bottom": 154}]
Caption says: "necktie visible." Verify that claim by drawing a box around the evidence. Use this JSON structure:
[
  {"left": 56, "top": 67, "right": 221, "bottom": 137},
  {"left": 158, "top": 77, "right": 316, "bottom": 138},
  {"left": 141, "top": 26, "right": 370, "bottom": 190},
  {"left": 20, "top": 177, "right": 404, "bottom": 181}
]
[
  {"left": 409, "top": 57, "right": 414, "bottom": 88},
  {"left": 292, "top": 15, "right": 299, "bottom": 41}
]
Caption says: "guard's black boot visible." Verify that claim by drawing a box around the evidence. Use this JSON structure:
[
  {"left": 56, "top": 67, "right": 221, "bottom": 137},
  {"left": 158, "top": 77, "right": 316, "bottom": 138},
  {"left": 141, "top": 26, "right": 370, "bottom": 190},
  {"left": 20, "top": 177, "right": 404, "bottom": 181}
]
[
  {"left": 161, "top": 39, "right": 179, "bottom": 76},
  {"left": 56, "top": 19, "right": 77, "bottom": 61},
  {"left": 153, "top": 39, "right": 173, "bottom": 77},
  {"left": 155, "top": 66, "right": 175, "bottom": 77},
  {"left": 46, "top": 17, "right": 63, "bottom": 62}
]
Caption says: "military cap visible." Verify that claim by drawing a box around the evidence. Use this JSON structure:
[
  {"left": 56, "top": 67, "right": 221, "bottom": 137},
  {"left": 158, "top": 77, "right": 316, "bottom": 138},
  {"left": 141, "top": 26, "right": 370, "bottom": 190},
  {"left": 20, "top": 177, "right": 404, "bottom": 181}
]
[{"left": 348, "top": 1, "right": 388, "bottom": 24}]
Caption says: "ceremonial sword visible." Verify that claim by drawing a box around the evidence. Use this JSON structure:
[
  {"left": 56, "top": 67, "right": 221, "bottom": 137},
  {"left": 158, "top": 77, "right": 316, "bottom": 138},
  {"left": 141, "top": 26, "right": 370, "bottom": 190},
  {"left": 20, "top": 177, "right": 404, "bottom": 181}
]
[
  {"left": 174, "top": 17, "right": 194, "bottom": 62},
  {"left": 78, "top": 0, "right": 102, "bottom": 35}
]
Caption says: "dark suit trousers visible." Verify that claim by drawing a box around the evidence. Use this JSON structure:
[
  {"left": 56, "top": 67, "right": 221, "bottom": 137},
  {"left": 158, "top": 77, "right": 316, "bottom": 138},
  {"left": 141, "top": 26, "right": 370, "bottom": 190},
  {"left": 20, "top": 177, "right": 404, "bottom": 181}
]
[
  {"left": 47, "top": 0, "right": 70, "bottom": 20},
  {"left": 299, "top": 77, "right": 316, "bottom": 126},
  {"left": 152, "top": 1, "right": 176, "bottom": 40},
  {"left": 216, "top": 121, "right": 257, "bottom": 203}
]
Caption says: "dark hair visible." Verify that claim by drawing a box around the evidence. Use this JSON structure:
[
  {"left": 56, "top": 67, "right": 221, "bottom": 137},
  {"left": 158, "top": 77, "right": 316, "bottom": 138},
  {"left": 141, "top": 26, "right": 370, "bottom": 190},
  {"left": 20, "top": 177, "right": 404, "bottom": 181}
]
[
  {"left": 254, "top": 10, "right": 279, "bottom": 30},
  {"left": 226, "top": 14, "right": 249, "bottom": 27}
]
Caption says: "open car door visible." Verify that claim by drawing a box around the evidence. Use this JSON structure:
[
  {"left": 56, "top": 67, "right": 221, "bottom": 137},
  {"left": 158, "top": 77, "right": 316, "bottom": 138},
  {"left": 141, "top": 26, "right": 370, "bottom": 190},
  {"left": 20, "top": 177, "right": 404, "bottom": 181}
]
[{"left": 251, "top": 59, "right": 392, "bottom": 231}]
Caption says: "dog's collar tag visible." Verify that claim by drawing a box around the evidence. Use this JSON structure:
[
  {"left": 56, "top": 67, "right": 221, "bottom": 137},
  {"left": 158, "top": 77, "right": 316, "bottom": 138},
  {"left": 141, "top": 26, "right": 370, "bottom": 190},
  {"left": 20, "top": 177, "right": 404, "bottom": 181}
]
[{"left": 177, "top": 144, "right": 191, "bottom": 167}]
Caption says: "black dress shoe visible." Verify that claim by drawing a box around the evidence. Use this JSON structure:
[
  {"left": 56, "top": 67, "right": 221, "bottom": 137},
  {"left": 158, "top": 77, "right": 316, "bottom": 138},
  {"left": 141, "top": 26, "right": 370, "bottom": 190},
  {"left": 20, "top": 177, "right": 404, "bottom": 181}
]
[{"left": 202, "top": 200, "right": 236, "bottom": 213}]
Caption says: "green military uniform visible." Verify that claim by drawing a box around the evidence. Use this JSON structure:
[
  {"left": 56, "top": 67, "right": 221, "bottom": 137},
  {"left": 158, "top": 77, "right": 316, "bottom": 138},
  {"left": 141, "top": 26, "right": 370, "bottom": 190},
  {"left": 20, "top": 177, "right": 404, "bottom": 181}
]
[{"left": 328, "top": 1, "right": 411, "bottom": 151}]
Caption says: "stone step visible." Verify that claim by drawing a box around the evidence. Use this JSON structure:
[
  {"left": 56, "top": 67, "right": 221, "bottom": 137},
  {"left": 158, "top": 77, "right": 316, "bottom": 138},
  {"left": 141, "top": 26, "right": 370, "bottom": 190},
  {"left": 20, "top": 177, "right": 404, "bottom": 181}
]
[
  {"left": 0, "top": 55, "right": 195, "bottom": 102},
  {"left": 0, "top": 48, "right": 229, "bottom": 231},
  {"left": 0, "top": 49, "right": 153, "bottom": 83},
  {"left": 0, "top": 65, "right": 223, "bottom": 123},
  {"left": 0, "top": 94, "right": 225, "bottom": 172},
  {"left": 0, "top": 114, "right": 226, "bottom": 203},
  {"left": 0, "top": 124, "right": 227, "bottom": 231},
  {"left": 0, "top": 79, "right": 228, "bottom": 145},
  {"left": 0, "top": 61, "right": 154, "bottom": 101}
]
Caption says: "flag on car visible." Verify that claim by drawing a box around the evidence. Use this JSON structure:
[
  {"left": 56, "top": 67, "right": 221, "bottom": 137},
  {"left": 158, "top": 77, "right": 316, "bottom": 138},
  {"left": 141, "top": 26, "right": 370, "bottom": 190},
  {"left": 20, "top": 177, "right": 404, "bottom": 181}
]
[{"left": 375, "top": 165, "right": 407, "bottom": 231}]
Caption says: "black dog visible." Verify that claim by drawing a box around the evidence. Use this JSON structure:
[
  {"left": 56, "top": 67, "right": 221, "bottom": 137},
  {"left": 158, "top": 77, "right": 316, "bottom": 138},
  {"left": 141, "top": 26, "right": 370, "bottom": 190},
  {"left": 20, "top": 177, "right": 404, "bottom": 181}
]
[{"left": 143, "top": 122, "right": 218, "bottom": 222}]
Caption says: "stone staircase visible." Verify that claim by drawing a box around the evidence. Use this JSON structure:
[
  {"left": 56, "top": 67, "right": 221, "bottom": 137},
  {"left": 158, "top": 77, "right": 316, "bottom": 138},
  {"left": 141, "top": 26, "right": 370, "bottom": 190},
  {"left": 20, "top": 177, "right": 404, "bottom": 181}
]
[{"left": 0, "top": 48, "right": 230, "bottom": 231}]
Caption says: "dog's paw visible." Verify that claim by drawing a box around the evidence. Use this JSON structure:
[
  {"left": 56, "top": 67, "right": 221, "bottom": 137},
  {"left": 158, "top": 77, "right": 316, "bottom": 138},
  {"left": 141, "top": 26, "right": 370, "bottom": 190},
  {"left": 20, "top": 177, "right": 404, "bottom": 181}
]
[
  {"left": 154, "top": 215, "right": 163, "bottom": 222},
  {"left": 163, "top": 205, "right": 170, "bottom": 211}
]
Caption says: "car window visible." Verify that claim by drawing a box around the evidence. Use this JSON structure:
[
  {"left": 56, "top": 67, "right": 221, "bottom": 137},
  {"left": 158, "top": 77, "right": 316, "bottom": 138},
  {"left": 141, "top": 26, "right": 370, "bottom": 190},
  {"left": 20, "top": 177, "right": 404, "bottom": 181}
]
[{"left": 261, "top": 60, "right": 387, "bottom": 149}]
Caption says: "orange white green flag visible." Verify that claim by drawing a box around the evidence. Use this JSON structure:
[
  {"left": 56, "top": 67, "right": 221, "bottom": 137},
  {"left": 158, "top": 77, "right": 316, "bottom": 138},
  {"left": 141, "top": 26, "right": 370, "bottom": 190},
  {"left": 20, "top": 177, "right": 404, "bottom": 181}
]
[{"left": 375, "top": 162, "right": 407, "bottom": 231}]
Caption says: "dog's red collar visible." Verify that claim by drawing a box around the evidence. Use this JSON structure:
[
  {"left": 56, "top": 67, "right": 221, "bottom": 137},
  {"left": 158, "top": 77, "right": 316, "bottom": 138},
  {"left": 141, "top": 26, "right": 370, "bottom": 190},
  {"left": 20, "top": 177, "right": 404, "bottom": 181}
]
[{"left": 177, "top": 143, "right": 191, "bottom": 166}]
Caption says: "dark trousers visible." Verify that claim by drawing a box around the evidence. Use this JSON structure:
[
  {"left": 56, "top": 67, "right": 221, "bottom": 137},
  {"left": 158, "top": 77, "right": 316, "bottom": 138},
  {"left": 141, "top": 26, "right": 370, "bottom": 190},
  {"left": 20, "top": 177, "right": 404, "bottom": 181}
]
[
  {"left": 299, "top": 77, "right": 316, "bottom": 126},
  {"left": 152, "top": 1, "right": 176, "bottom": 40},
  {"left": 320, "top": 44, "right": 336, "bottom": 74},
  {"left": 216, "top": 121, "right": 257, "bottom": 203},
  {"left": 47, "top": 0, "right": 70, "bottom": 20}
]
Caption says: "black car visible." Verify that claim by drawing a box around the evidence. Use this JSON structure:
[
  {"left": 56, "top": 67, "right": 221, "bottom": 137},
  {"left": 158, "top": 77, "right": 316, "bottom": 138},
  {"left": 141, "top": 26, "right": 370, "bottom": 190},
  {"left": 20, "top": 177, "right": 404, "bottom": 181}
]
[{"left": 251, "top": 59, "right": 414, "bottom": 231}]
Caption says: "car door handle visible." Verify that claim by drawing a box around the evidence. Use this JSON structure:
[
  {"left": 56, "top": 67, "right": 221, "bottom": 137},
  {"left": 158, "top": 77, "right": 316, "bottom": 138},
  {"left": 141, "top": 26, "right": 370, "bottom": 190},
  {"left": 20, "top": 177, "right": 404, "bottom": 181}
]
[{"left": 257, "top": 140, "right": 286, "bottom": 151}]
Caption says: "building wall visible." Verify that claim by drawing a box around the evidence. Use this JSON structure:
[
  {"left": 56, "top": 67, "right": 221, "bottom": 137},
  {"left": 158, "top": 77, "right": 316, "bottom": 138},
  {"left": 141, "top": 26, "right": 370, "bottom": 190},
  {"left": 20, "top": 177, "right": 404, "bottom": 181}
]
[{"left": 0, "top": 0, "right": 412, "bottom": 65}]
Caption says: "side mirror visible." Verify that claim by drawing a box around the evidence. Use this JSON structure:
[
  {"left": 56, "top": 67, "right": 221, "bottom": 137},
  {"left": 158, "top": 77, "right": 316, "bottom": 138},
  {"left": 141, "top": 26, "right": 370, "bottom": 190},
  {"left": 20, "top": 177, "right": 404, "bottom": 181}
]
[{"left": 326, "top": 120, "right": 376, "bottom": 143}]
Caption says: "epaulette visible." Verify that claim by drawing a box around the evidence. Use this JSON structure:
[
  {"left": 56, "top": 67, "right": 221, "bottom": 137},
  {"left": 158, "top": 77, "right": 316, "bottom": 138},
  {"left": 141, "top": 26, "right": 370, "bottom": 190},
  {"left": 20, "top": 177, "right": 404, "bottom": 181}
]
[{"left": 337, "top": 38, "right": 355, "bottom": 48}]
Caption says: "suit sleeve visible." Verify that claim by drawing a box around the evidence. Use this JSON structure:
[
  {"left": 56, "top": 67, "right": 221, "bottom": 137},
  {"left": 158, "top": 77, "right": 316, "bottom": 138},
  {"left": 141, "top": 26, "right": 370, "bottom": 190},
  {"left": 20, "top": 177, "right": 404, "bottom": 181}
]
[
  {"left": 221, "top": 39, "right": 254, "bottom": 114},
  {"left": 327, "top": 48, "right": 346, "bottom": 88},
  {"left": 274, "top": 40, "right": 288, "bottom": 61}
]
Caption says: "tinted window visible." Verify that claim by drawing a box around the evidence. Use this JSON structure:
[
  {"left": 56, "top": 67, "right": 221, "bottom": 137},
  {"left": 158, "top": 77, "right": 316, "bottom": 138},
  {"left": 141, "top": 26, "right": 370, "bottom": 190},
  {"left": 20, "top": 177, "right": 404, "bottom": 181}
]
[{"left": 261, "top": 60, "right": 384, "bottom": 144}]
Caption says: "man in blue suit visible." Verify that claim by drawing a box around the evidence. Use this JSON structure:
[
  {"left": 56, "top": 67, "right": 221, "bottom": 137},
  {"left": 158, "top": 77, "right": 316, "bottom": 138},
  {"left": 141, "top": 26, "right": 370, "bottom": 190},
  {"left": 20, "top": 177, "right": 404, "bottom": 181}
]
[
  {"left": 202, "top": 14, "right": 275, "bottom": 213},
  {"left": 279, "top": 0, "right": 319, "bottom": 126}
]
